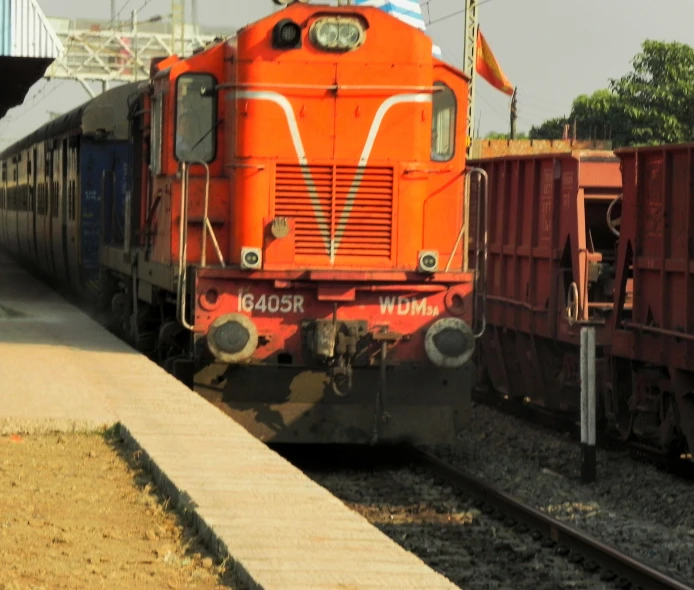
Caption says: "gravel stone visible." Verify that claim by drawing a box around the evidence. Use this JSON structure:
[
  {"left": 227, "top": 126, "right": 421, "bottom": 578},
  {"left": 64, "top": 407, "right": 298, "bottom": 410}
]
[
  {"left": 299, "top": 458, "right": 614, "bottom": 590},
  {"left": 427, "top": 404, "right": 694, "bottom": 586}
]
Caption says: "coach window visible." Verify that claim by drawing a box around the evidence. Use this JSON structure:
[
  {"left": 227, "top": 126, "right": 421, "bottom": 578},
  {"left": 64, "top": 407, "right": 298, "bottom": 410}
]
[
  {"left": 431, "top": 82, "right": 456, "bottom": 162},
  {"left": 175, "top": 73, "right": 216, "bottom": 163}
]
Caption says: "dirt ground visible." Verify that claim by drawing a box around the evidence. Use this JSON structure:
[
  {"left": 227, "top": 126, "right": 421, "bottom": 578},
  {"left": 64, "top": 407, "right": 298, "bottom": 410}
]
[{"left": 0, "top": 429, "right": 237, "bottom": 590}]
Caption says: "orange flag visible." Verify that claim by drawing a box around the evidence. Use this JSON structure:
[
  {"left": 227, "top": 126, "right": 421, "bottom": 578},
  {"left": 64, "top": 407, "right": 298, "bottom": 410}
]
[{"left": 476, "top": 29, "right": 514, "bottom": 96}]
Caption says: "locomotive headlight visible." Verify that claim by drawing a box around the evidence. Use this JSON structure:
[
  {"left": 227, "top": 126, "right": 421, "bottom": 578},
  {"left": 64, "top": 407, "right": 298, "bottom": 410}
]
[
  {"left": 314, "top": 21, "right": 338, "bottom": 46},
  {"left": 240, "top": 247, "right": 262, "bottom": 270},
  {"left": 310, "top": 17, "right": 365, "bottom": 52}
]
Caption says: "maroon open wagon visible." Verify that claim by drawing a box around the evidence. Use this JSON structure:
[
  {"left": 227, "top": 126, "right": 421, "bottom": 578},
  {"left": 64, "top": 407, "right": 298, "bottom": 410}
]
[
  {"left": 469, "top": 151, "right": 622, "bottom": 413},
  {"left": 611, "top": 144, "right": 694, "bottom": 453}
]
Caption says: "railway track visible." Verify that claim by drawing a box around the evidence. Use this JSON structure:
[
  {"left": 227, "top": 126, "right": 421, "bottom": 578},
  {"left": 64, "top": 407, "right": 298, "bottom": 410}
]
[
  {"left": 410, "top": 448, "right": 693, "bottom": 590},
  {"left": 280, "top": 445, "right": 693, "bottom": 590},
  {"left": 16, "top": 266, "right": 693, "bottom": 588}
]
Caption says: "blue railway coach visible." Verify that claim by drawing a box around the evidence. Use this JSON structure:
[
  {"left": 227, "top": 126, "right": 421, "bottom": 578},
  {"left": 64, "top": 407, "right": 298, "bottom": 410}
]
[{"left": 0, "top": 82, "right": 137, "bottom": 299}]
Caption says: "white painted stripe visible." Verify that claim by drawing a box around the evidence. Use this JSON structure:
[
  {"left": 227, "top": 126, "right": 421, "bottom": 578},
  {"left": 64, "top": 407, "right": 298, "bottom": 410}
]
[
  {"left": 333, "top": 93, "right": 431, "bottom": 250},
  {"left": 237, "top": 91, "right": 330, "bottom": 248},
  {"left": 236, "top": 90, "right": 432, "bottom": 258}
]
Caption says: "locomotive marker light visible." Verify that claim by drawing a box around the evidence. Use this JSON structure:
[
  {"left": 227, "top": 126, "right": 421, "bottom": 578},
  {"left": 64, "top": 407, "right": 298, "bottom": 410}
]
[
  {"left": 206, "top": 313, "right": 259, "bottom": 364},
  {"left": 272, "top": 19, "right": 303, "bottom": 50},
  {"left": 418, "top": 250, "right": 439, "bottom": 273},
  {"left": 241, "top": 247, "right": 262, "bottom": 270},
  {"left": 580, "top": 326, "right": 597, "bottom": 483},
  {"left": 424, "top": 317, "right": 475, "bottom": 368},
  {"left": 309, "top": 17, "right": 366, "bottom": 52}
]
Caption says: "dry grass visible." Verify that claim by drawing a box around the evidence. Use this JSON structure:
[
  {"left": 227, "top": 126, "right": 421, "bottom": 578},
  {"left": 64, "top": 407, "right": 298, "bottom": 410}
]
[{"left": 0, "top": 430, "right": 238, "bottom": 589}]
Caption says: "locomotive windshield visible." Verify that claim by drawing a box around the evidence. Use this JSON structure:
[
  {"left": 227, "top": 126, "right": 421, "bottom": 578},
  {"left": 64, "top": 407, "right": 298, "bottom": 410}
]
[
  {"left": 431, "top": 82, "right": 456, "bottom": 162},
  {"left": 175, "top": 73, "right": 216, "bottom": 163}
]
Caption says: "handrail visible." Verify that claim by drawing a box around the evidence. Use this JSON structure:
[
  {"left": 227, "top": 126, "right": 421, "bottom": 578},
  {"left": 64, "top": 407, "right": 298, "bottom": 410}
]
[
  {"left": 468, "top": 167, "right": 489, "bottom": 339},
  {"left": 177, "top": 162, "right": 194, "bottom": 331},
  {"left": 177, "top": 160, "right": 227, "bottom": 332},
  {"left": 183, "top": 161, "right": 226, "bottom": 269}
]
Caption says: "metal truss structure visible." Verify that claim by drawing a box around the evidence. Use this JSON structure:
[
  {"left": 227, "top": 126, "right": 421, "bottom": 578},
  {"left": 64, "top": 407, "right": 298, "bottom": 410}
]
[
  {"left": 463, "top": 0, "right": 478, "bottom": 155},
  {"left": 43, "top": 16, "right": 235, "bottom": 96}
]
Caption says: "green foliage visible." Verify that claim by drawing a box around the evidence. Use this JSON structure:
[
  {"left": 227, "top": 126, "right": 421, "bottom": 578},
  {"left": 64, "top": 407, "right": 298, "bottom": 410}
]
[
  {"left": 529, "top": 40, "right": 694, "bottom": 147},
  {"left": 610, "top": 40, "right": 694, "bottom": 145},
  {"left": 528, "top": 117, "right": 568, "bottom": 140}
]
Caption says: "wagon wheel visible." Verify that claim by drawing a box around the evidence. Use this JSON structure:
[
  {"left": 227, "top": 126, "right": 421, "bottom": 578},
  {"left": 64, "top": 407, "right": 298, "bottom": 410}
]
[
  {"left": 606, "top": 194, "right": 622, "bottom": 237},
  {"left": 565, "top": 282, "right": 579, "bottom": 324}
]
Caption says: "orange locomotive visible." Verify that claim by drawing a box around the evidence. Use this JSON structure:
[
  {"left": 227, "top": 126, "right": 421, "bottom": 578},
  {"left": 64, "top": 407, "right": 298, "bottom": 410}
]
[{"left": 102, "top": 1, "right": 485, "bottom": 444}]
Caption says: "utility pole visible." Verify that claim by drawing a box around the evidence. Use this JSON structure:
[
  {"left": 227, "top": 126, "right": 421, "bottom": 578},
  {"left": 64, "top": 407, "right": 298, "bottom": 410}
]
[
  {"left": 111, "top": 0, "right": 117, "bottom": 25},
  {"left": 191, "top": 0, "right": 199, "bottom": 37},
  {"left": 172, "top": 0, "right": 185, "bottom": 56},
  {"left": 510, "top": 88, "right": 518, "bottom": 139},
  {"left": 463, "top": 0, "right": 479, "bottom": 156},
  {"left": 462, "top": 0, "right": 479, "bottom": 273}
]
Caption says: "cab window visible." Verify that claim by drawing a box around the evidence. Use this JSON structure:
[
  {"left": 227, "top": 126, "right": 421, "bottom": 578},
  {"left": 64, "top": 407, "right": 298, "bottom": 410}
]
[
  {"left": 431, "top": 82, "right": 456, "bottom": 162},
  {"left": 175, "top": 73, "right": 216, "bottom": 163}
]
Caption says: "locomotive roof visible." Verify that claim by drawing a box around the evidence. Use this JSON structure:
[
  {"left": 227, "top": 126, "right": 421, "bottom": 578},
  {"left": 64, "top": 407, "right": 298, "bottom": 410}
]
[{"left": 0, "top": 81, "right": 141, "bottom": 160}]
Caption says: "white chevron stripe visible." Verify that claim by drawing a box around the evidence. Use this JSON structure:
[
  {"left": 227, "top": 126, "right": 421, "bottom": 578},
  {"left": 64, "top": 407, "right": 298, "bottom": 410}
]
[{"left": 236, "top": 90, "right": 431, "bottom": 259}]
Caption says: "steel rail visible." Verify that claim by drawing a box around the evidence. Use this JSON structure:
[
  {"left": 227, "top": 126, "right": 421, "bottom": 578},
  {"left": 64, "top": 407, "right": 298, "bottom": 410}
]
[{"left": 410, "top": 449, "right": 693, "bottom": 590}]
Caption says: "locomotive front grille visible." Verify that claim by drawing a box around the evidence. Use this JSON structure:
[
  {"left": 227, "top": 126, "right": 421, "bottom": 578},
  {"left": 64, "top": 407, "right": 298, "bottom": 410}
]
[{"left": 275, "top": 164, "right": 394, "bottom": 258}]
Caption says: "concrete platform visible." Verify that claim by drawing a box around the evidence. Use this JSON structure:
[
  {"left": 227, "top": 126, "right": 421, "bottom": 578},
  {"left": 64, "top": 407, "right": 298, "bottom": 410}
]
[{"left": 0, "top": 251, "right": 460, "bottom": 590}]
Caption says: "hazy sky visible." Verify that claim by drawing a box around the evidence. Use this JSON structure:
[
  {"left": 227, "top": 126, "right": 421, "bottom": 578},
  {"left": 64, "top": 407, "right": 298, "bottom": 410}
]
[{"left": 1, "top": 0, "right": 692, "bottom": 148}]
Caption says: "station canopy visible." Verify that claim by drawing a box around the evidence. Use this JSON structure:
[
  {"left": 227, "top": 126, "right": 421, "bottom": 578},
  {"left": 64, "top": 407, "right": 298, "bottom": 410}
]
[{"left": 0, "top": 0, "right": 63, "bottom": 119}]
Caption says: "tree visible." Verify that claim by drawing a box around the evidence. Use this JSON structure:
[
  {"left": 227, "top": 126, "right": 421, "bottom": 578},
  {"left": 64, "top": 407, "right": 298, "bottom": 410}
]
[
  {"left": 529, "top": 117, "right": 568, "bottom": 140},
  {"left": 529, "top": 41, "right": 694, "bottom": 147},
  {"left": 570, "top": 89, "right": 631, "bottom": 146},
  {"left": 609, "top": 40, "right": 694, "bottom": 145}
]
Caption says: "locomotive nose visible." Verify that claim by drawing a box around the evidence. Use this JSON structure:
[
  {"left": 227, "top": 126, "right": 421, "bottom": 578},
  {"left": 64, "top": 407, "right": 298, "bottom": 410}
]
[{"left": 424, "top": 317, "right": 475, "bottom": 368}]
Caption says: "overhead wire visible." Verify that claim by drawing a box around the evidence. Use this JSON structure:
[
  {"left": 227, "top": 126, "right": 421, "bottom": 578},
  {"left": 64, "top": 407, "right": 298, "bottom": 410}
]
[
  {"left": 424, "top": 0, "right": 496, "bottom": 28},
  {"left": 104, "top": 0, "right": 134, "bottom": 30}
]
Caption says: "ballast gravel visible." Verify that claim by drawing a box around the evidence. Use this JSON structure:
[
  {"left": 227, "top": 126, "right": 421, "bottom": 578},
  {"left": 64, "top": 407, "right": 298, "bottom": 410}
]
[{"left": 429, "top": 403, "right": 694, "bottom": 586}]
